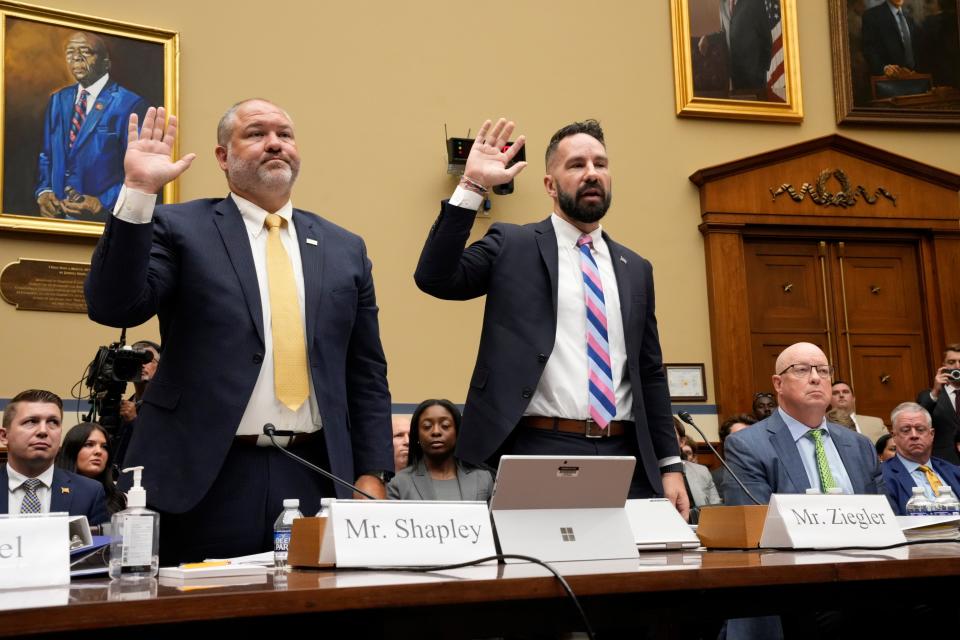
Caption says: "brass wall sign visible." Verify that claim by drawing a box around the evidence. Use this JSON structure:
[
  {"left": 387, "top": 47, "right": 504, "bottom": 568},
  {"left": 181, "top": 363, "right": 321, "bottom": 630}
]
[
  {"left": 0, "top": 259, "right": 89, "bottom": 313},
  {"left": 770, "top": 168, "right": 896, "bottom": 208}
]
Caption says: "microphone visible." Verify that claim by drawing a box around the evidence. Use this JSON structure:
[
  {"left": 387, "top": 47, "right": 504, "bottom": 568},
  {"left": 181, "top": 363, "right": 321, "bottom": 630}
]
[
  {"left": 262, "top": 424, "right": 376, "bottom": 500},
  {"left": 677, "top": 411, "right": 761, "bottom": 506}
]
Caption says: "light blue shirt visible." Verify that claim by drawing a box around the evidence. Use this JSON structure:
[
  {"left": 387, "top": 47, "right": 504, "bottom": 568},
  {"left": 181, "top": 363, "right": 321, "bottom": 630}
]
[
  {"left": 780, "top": 408, "right": 855, "bottom": 495},
  {"left": 896, "top": 454, "right": 946, "bottom": 501}
]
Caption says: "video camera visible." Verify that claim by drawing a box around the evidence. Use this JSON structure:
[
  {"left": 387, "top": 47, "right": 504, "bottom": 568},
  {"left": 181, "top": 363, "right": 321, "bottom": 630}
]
[{"left": 83, "top": 330, "right": 154, "bottom": 432}]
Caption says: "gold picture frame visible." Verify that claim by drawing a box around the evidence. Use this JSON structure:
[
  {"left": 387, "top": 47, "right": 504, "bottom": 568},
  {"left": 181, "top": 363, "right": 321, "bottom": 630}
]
[
  {"left": 0, "top": 0, "right": 178, "bottom": 238},
  {"left": 829, "top": 0, "right": 960, "bottom": 127},
  {"left": 670, "top": 0, "right": 803, "bottom": 123}
]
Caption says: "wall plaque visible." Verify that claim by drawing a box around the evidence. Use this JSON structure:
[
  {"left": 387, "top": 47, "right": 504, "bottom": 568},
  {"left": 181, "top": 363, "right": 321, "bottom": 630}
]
[{"left": 0, "top": 259, "right": 89, "bottom": 313}]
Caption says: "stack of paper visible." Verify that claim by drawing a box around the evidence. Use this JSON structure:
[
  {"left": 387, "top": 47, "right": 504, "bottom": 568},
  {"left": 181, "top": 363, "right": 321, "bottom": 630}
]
[{"left": 897, "top": 515, "right": 960, "bottom": 541}]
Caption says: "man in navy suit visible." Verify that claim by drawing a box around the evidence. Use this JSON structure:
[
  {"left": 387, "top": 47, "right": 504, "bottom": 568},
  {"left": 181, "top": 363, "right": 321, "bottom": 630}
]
[
  {"left": 415, "top": 118, "right": 687, "bottom": 516},
  {"left": 883, "top": 401, "right": 960, "bottom": 514},
  {"left": 724, "top": 342, "right": 886, "bottom": 506},
  {"left": 35, "top": 31, "right": 147, "bottom": 221},
  {"left": 1, "top": 389, "right": 108, "bottom": 525},
  {"left": 862, "top": 0, "right": 920, "bottom": 76},
  {"left": 916, "top": 343, "right": 960, "bottom": 464},
  {"left": 85, "top": 101, "right": 392, "bottom": 563}
]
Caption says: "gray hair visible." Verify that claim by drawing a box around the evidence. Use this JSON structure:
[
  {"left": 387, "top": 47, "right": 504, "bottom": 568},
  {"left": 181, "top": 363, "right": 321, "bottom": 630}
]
[
  {"left": 889, "top": 401, "right": 932, "bottom": 429},
  {"left": 216, "top": 98, "right": 294, "bottom": 147}
]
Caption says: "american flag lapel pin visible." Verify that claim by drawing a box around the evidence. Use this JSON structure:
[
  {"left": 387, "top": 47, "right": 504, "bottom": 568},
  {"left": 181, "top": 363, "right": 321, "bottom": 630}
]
[
  {"left": 306, "top": 238, "right": 318, "bottom": 246},
  {"left": 61, "top": 487, "right": 70, "bottom": 494},
  {"left": 619, "top": 256, "right": 628, "bottom": 264}
]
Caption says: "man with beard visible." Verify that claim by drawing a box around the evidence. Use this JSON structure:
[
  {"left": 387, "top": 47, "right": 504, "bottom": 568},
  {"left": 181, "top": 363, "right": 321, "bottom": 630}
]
[
  {"left": 415, "top": 119, "right": 687, "bottom": 516},
  {"left": 85, "top": 100, "right": 392, "bottom": 562},
  {"left": 35, "top": 31, "right": 148, "bottom": 221}
]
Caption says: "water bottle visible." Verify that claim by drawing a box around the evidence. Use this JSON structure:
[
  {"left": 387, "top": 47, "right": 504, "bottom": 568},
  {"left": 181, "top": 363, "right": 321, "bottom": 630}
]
[
  {"left": 905, "top": 486, "right": 931, "bottom": 516},
  {"left": 273, "top": 498, "right": 303, "bottom": 569},
  {"left": 935, "top": 486, "right": 960, "bottom": 516}
]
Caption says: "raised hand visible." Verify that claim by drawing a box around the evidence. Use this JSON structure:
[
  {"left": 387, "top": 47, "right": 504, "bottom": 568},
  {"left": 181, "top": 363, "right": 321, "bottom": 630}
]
[
  {"left": 123, "top": 106, "right": 196, "bottom": 194},
  {"left": 463, "top": 118, "right": 527, "bottom": 190}
]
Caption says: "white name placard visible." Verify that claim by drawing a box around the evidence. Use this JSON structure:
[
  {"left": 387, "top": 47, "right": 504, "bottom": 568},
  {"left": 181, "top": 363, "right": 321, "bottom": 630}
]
[
  {"left": 327, "top": 500, "right": 496, "bottom": 567},
  {"left": 759, "top": 494, "right": 905, "bottom": 549},
  {"left": 0, "top": 514, "right": 70, "bottom": 589}
]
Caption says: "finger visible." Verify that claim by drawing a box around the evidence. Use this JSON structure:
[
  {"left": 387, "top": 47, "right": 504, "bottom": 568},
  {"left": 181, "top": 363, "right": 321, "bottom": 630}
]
[
  {"left": 165, "top": 114, "right": 180, "bottom": 145},
  {"left": 152, "top": 107, "right": 166, "bottom": 140},
  {"left": 504, "top": 161, "right": 527, "bottom": 180},
  {"left": 486, "top": 118, "right": 507, "bottom": 145},
  {"left": 474, "top": 119, "right": 492, "bottom": 144},
  {"left": 141, "top": 107, "right": 158, "bottom": 138},
  {"left": 171, "top": 153, "right": 197, "bottom": 176},
  {"left": 502, "top": 134, "right": 525, "bottom": 162},
  {"left": 495, "top": 121, "right": 515, "bottom": 149},
  {"left": 127, "top": 112, "right": 141, "bottom": 144}
]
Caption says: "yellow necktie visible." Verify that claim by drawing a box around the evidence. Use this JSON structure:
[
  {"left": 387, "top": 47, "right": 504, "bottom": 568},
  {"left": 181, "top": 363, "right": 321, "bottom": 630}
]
[
  {"left": 918, "top": 464, "right": 943, "bottom": 497},
  {"left": 264, "top": 213, "right": 308, "bottom": 411}
]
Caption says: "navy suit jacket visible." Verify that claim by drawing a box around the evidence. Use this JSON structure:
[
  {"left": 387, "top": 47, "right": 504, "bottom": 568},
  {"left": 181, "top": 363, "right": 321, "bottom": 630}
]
[
  {"left": 882, "top": 455, "right": 960, "bottom": 515},
  {"left": 414, "top": 202, "right": 678, "bottom": 494},
  {"left": 862, "top": 2, "right": 919, "bottom": 75},
  {"left": 84, "top": 197, "right": 392, "bottom": 512},
  {"left": 723, "top": 411, "right": 888, "bottom": 506},
  {"left": 917, "top": 388, "right": 960, "bottom": 464},
  {"left": 35, "top": 79, "right": 147, "bottom": 216},
  {"left": 0, "top": 465, "right": 109, "bottom": 525}
]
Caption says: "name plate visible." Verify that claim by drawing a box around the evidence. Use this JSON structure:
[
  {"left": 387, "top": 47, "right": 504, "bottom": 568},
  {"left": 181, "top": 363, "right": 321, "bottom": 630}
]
[
  {"left": 0, "top": 514, "right": 70, "bottom": 589},
  {"left": 327, "top": 500, "right": 496, "bottom": 567},
  {"left": 759, "top": 494, "right": 905, "bottom": 549}
]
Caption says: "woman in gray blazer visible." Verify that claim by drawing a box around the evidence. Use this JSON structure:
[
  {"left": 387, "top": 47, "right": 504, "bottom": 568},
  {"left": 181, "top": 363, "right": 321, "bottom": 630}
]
[{"left": 387, "top": 399, "right": 493, "bottom": 501}]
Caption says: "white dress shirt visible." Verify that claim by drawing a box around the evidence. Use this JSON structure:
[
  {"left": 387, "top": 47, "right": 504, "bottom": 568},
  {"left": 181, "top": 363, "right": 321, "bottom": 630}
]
[
  {"left": 76, "top": 73, "right": 110, "bottom": 113},
  {"left": 6, "top": 464, "right": 55, "bottom": 514},
  {"left": 113, "top": 187, "right": 321, "bottom": 440}
]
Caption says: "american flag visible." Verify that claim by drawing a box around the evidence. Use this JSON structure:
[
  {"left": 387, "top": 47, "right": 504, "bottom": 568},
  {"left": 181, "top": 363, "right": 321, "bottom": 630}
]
[{"left": 765, "top": 0, "right": 785, "bottom": 102}]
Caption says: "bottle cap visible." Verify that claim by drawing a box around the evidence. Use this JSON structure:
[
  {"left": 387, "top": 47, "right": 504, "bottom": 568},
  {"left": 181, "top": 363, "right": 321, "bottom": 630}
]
[
  {"left": 805, "top": 488, "right": 821, "bottom": 495},
  {"left": 122, "top": 466, "right": 147, "bottom": 508},
  {"left": 283, "top": 498, "right": 300, "bottom": 508}
]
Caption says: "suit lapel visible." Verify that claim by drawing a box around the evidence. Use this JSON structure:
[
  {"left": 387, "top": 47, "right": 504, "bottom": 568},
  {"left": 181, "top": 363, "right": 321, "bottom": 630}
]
[
  {"left": 49, "top": 469, "right": 73, "bottom": 514},
  {"left": 293, "top": 210, "right": 324, "bottom": 346},
  {"left": 534, "top": 218, "right": 559, "bottom": 320},
  {"left": 605, "top": 233, "right": 633, "bottom": 333},
  {"left": 213, "top": 197, "right": 264, "bottom": 345},
  {"left": 767, "top": 414, "right": 811, "bottom": 493},
  {"left": 456, "top": 464, "right": 479, "bottom": 501},
  {"left": 71, "top": 81, "right": 114, "bottom": 151},
  {"left": 411, "top": 462, "right": 436, "bottom": 500},
  {"left": 828, "top": 425, "right": 865, "bottom": 492},
  {"left": 0, "top": 466, "right": 7, "bottom": 513},
  {"left": 889, "top": 457, "right": 915, "bottom": 501}
]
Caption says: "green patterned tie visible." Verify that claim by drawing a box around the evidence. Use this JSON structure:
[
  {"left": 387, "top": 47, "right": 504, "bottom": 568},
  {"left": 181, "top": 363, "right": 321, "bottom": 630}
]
[{"left": 807, "top": 429, "right": 836, "bottom": 492}]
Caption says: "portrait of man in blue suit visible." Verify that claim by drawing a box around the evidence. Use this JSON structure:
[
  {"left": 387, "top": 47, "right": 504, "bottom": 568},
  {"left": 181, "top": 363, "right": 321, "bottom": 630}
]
[{"left": 34, "top": 31, "right": 147, "bottom": 222}]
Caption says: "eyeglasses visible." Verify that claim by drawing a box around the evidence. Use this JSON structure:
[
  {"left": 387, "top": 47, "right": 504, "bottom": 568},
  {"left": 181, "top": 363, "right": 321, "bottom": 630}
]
[
  {"left": 777, "top": 363, "right": 834, "bottom": 378},
  {"left": 895, "top": 425, "right": 931, "bottom": 436}
]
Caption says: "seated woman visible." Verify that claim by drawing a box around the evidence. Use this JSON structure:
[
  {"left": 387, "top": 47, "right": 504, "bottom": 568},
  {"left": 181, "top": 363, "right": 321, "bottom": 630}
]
[
  {"left": 387, "top": 399, "right": 493, "bottom": 501},
  {"left": 56, "top": 422, "right": 126, "bottom": 514},
  {"left": 875, "top": 432, "right": 896, "bottom": 463}
]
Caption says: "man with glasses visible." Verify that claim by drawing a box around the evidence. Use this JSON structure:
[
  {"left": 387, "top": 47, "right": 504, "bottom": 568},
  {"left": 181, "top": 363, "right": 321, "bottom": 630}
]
[
  {"left": 723, "top": 342, "right": 886, "bottom": 505},
  {"left": 882, "top": 401, "right": 960, "bottom": 515}
]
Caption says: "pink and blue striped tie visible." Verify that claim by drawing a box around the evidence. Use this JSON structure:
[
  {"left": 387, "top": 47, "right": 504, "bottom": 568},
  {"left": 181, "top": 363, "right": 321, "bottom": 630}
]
[
  {"left": 577, "top": 234, "right": 616, "bottom": 429},
  {"left": 69, "top": 90, "right": 88, "bottom": 149}
]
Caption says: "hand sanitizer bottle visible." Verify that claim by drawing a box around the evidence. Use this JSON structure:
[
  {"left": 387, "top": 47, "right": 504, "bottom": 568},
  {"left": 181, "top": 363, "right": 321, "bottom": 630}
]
[{"left": 109, "top": 466, "right": 160, "bottom": 580}]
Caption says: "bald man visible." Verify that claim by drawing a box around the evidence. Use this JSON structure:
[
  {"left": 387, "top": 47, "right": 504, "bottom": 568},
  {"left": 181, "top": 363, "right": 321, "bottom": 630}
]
[{"left": 723, "top": 342, "right": 887, "bottom": 505}]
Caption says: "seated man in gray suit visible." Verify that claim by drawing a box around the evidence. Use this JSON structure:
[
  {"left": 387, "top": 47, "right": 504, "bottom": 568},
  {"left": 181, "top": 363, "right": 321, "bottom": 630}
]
[{"left": 724, "top": 342, "right": 886, "bottom": 505}]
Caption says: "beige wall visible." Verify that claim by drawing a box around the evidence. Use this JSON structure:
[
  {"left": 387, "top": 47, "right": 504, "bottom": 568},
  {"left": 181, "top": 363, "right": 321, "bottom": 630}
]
[{"left": 2, "top": 1, "right": 959, "bottom": 439}]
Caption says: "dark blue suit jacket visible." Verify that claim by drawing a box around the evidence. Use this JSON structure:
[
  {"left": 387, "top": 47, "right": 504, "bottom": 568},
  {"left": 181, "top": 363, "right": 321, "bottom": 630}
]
[
  {"left": 916, "top": 388, "right": 960, "bottom": 464},
  {"left": 723, "top": 411, "right": 888, "bottom": 506},
  {"left": 35, "top": 79, "right": 147, "bottom": 216},
  {"left": 414, "top": 202, "right": 678, "bottom": 494},
  {"left": 0, "top": 465, "right": 109, "bottom": 525},
  {"left": 862, "top": 2, "right": 919, "bottom": 75},
  {"left": 84, "top": 197, "right": 393, "bottom": 512},
  {"left": 882, "top": 455, "right": 960, "bottom": 515}
]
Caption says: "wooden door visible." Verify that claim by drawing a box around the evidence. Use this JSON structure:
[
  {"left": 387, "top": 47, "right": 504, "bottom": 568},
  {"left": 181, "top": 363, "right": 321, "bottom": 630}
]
[{"left": 742, "top": 237, "right": 928, "bottom": 424}]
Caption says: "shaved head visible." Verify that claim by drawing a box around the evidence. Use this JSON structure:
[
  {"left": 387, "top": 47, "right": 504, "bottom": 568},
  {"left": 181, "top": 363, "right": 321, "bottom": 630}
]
[{"left": 775, "top": 342, "right": 826, "bottom": 374}]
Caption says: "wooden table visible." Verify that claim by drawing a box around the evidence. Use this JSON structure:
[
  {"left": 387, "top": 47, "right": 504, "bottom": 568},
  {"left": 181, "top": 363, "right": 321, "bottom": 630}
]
[{"left": 3, "top": 543, "right": 960, "bottom": 637}]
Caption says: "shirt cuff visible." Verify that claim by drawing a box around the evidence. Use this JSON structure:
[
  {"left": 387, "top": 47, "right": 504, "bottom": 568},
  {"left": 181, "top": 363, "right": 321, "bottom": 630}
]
[
  {"left": 658, "top": 456, "right": 682, "bottom": 468},
  {"left": 448, "top": 185, "right": 484, "bottom": 210},
  {"left": 113, "top": 185, "right": 158, "bottom": 224}
]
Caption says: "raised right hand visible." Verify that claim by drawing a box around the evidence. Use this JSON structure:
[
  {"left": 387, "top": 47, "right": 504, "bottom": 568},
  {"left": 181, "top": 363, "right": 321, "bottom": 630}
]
[
  {"left": 463, "top": 118, "right": 527, "bottom": 190},
  {"left": 932, "top": 366, "right": 952, "bottom": 399},
  {"left": 123, "top": 106, "right": 197, "bottom": 194}
]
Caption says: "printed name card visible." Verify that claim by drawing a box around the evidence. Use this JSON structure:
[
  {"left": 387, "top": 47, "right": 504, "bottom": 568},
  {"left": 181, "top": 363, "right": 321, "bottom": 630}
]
[
  {"left": 0, "top": 514, "right": 69, "bottom": 589},
  {"left": 327, "top": 500, "right": 496, "bottom": 567},
  {"left": 759, "top": 494, "right": 905, "bottom": 549}
]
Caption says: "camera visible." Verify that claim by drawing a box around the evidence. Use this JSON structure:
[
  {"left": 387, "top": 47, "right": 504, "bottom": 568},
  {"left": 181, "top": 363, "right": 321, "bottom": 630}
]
[
  {"left": 948, "top": 369, "right": 960, "bottom": 381},
  {"left": 83, "top": 335, "right": 154, "bottom": 432}
]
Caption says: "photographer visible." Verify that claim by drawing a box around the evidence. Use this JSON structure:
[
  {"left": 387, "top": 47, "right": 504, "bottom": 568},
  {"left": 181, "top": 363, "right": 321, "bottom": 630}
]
[
  {"left": 116, "top": 340, "right": 160, "bottom": 467},
  {"left": 917, "top": 343, "right": 960, "bottom": 464}
]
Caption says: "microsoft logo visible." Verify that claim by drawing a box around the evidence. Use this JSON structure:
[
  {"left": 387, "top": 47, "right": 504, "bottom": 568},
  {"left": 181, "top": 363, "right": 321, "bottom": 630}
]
[{"left": 560, "top": 527, "right": 576, "bottom": 542}]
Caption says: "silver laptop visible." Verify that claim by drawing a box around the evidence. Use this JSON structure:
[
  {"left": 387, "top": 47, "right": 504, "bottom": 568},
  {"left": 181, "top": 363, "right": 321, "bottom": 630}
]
[
  {"left": 490, "top": 455, "right": 639, "bottom": 562},
  {"left": 625, "top": 499, "right": 701, "bottom": 550}
]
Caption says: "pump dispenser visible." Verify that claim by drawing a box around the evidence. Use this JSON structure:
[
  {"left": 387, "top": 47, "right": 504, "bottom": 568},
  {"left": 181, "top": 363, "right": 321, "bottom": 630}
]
[{"left": 109, "top": 466, "right": 160, "bottom": 580}]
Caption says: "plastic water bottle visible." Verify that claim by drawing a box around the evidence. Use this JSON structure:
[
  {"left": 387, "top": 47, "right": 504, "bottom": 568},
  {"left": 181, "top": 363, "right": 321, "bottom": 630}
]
[
  {"left": 933, "top": 486, "right": 960, "bottom": 516},
  {"left": 905, "top": 486, "right": 931, "bottom": 516},
  {"left": 273, "top": 498, "right": 303, "bottom": 569}
]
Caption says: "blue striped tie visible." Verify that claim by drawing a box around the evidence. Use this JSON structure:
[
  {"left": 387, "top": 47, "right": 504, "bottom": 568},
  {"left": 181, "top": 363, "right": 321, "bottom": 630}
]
[
  {"left": 577, "top": 234, "right": 616, "bottom": 429},
  {"left": 69, "top": 90, "right": 88, "bottom": 149}
]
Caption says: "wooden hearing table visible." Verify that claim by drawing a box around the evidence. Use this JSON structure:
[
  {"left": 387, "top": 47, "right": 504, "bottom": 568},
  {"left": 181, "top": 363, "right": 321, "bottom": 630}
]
[{"left": 2, "top": 542, "right": 960, "bottom": 637}]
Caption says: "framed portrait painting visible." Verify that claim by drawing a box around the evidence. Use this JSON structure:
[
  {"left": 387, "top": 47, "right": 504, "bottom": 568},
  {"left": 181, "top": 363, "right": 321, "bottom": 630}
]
[
  {"left": 0, "top": 1, "right": 178, "bottom": 237},
  {"left": 829, "top": 0, "right": 960, "bottom": 126},
  {"left": 670, "top": 0, "right": 803, "bottom": 122}
]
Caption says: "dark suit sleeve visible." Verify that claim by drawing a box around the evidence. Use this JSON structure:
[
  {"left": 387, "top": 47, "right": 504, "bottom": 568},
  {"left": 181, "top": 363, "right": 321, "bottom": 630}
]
[
  {"left": 414, "top": 200, "right": 503, "bottom": 300},
  {"left": 344, "top": 239, "right": 393, "bottom": 477},
  {"left": 917, "top": 388, "right": 937, "bottom": 411},
  {"left": 85, "top": 210, "right": 177, "bottom": 328},
  {"left": 88, "top": 483, "right": 110, "bottom": 526},
  {"left": 722, "top": 431, "right": 773, "bottom": 505}
]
